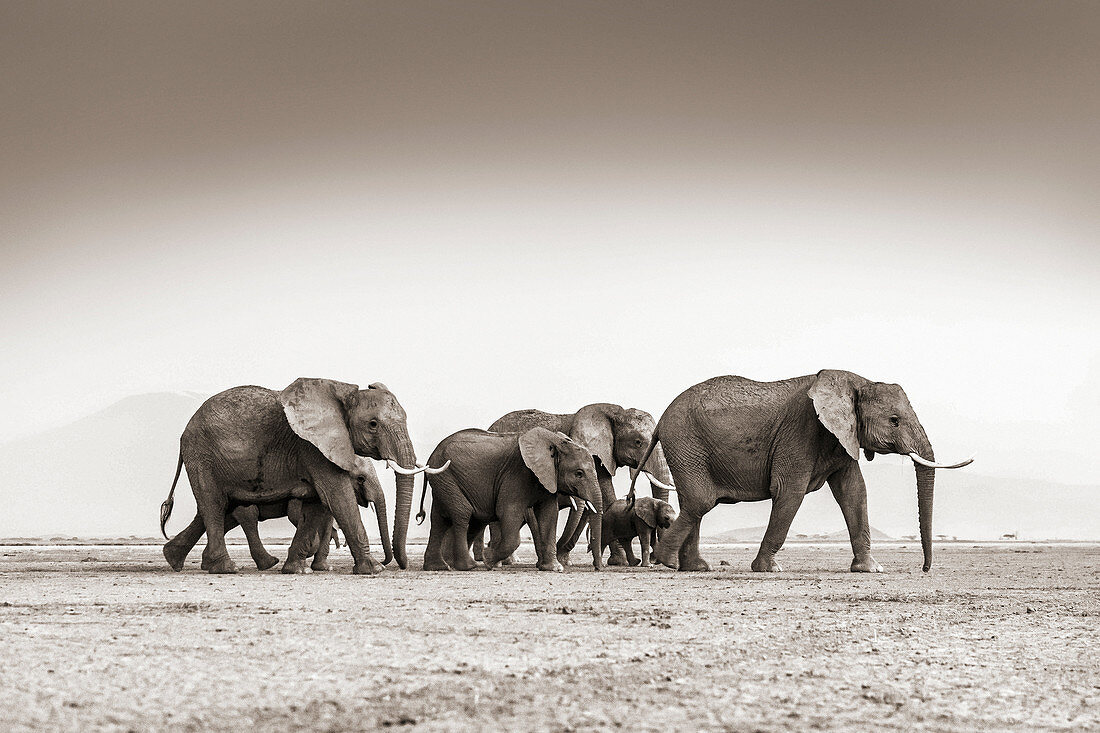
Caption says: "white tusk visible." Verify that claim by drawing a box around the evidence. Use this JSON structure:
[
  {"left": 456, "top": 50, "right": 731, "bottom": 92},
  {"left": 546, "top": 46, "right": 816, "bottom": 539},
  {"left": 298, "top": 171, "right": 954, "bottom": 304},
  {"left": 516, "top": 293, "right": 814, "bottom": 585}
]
[
  {"left": 421, "top": 460, "right": 451, "bottom": 475},
  {"left": 644, "top": 472, "right": 676, "bottom": 492},
  {"left": 568, "top": 496, "right": 578, "bottom": 511},
  {"left": 386, "top": 459, "right": 426, "bottom": 476},
  {"left": 908, "top": 453, "right": 974, "bottom": 470},
  {"left": 585, "top": 500, "right": 599, "bottom": 514}
]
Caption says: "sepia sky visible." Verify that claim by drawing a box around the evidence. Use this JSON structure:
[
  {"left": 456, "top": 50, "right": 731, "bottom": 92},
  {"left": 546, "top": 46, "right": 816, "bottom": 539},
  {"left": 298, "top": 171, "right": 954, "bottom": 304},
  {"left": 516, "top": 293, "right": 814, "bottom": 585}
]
[{"left": 2, "top": 2, "right": 1098, "bottom": 485}]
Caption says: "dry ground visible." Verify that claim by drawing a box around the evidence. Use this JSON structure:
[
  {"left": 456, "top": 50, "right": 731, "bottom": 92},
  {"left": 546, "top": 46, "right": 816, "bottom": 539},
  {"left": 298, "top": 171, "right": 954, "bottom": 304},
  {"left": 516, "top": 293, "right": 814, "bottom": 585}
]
[{"left": 0, "top": 542, "right": 1097, "bottom": 732}]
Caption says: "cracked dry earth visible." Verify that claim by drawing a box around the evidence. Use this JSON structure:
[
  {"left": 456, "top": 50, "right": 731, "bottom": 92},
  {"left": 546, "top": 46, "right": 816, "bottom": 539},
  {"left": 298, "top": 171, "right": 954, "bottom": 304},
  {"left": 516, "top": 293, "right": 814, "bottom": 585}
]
[{"left": 0, "top": 543, "right": 1097, "bottom": 732}]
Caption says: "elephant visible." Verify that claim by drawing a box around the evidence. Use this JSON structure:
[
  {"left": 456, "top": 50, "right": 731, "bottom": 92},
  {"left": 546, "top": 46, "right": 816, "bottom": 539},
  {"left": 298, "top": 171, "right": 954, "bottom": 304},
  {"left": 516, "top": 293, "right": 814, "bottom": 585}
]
[
  {"left": 471, "top": 404, "right": 675, "bottom": 569},
  {"left": 159, "top": 378, "right": 427, "bottom": 574},
  {"left": 630, "top": 370, "right": 972, "bottom": 573},
  {"left": 415, "top": 427, "right": 604, "bottom": 572},
  {"left": 161, "top": 456, "right": 388, "bottom": 573},
  {"left": 599, "top": 497, "right": 677, "bottom": 567}
]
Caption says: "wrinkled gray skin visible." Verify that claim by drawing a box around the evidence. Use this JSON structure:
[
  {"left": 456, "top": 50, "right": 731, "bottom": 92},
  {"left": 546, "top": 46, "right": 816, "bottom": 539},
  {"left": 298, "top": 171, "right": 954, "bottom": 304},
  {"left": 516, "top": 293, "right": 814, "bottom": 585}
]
[
  {"left": 642, "top": 370, "right": 968, "bottom": 573},
  {"left": 160, "top": 378, "right": 417, "bottom": 574},
  {"left": 417, "top": 427, "right": 604, "bottom": 572},
  {"left": 600, "top": 497, "right": 676, "bottom": 567},
  {"left": 473, "top": 404, "right": 673, "bottom": 569},
  {"left": 161, "top": 458, "right": 390, "bottom": 572}
]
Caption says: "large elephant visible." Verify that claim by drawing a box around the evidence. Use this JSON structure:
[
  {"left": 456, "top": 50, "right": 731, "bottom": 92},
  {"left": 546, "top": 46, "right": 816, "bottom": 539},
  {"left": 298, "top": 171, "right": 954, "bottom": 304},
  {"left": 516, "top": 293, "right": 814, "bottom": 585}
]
[
  {"left": 632, "top": 370, "right": 971, "bottom": 573},
  {"left": 161, "top": 457, "right": 389, "bottom": 573},
  {"left": 474, "top": 404, "right": 675, "bottom": 568},
  {"left": 159, "top": 378, "right": 426, "bottom": 574},
  {"left": 416, "top": 427, "right": 604, "bottom": 572}
]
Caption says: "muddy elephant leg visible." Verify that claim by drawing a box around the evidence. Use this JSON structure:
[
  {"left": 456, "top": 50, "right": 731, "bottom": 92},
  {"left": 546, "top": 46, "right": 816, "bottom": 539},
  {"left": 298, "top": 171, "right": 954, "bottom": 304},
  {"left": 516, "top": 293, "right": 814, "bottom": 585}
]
[
  {"left": 654, "top": 462, "right": 716, "bottom": 571},
  {"left": 533, "top": 500, "right": 563, "bottom": 572},
  {"left": 622, "top": 537, "right": 639, "bottom": 567},
  {"left": 555, "top": 507, "right": 587, "bottom": 566},
  {"left": 163, "top": 513, "right": 206, "bottom": 571},
  {"left": 231, "top": 505, "right": 279, "bottom": 571},
  {"left": 449, "top": 511, "right": 478, "bottom": 571},
  {"left": 637, "top": 524, "right": 653, "bottom": 567},
  {"left": 751, "top": 475, "right": 809, "bottom": 572},
  {"left": 311, "top": 519, "right": 336, "bottom": 572},
  {"left": 312, "top": 473, "right": 381, "bottom": 575},
  {"left": 188, "top": 466, "right": 237, "bottom": 574},
  {"left": 423, "top": 502, "right": 453, "bottom": 571},
  {"left": 282, "top": 502, "right": 328, "bottom": 574},
  {"left": 486, "top": 513, "right": 523, "bottom": 569},
  {"left": 828, "top": 463, "right": 882, "bottom": 573}
]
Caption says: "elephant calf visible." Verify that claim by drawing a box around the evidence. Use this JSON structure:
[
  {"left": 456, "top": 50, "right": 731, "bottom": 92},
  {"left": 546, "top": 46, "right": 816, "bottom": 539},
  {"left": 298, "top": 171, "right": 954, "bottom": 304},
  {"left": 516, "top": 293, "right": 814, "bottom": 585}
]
[
  {"left": 600, "top": 497, "right": 676, "bottom": 567},
  {"left": 416, "top": 427, "right": 604, "bottom": 572}
]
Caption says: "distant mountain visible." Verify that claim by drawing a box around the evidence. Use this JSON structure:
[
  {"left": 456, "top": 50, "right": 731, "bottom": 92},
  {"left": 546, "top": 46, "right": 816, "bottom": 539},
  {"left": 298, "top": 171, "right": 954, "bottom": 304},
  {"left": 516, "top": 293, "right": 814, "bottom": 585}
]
[{"left": 1, "top": 393, "right": 1098, "bottom": 542}]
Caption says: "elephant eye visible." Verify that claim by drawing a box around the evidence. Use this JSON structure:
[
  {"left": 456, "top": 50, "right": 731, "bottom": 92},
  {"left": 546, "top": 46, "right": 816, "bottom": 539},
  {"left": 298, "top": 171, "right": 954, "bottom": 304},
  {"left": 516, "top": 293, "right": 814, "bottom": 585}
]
[
  {"left": 368, "top": 419, "right": 379, "bottom": 431},
  {"left": 889, "top": 416, "right": 900, "bottom": 427},
  {"left": 575, "top": 469, "right": 585, "bottom": 479},
  {"left": 634, "top": 438, "right": 643, "bottom": 447}
]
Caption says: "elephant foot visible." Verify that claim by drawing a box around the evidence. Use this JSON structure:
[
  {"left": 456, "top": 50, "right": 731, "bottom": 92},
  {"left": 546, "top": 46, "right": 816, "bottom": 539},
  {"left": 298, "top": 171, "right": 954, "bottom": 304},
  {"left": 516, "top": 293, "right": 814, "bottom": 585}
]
[
  {"left": 536, "top": 560, "right": 564, "bottom": 573},
  {"left": 607, "top": 552, "right": 629, "bottom": 567},
  {"left": 751, "top": 555, "right": 782, "bottom": 572},
  {"left": 501, "top": 553, "right": 515, "bottom": 566},
  {"left": 851, "top": 556, "right": 884, "bottom": 573},
  {"left": 630, "top": 557, "right": 641, "bottom": 567},
  {"left": 310, "top": 559, "right": 333, "bottom": 572},
  {"left": 557, "top": 552, "right": 571, "bottom": 567},
  {"left": 282, "top": 558, "right": 313, "bottom": 574},
  {"left": 205, "top": 556, "right": 239, "bottom": 574},
  {"left": 422, "top": 559, "right": 451, "bottom": 571},
  {"left": 679, "top": 557, "right": 711, "bottom": 572},
  {"left": 255, "top": 553, "right": 280, "bottom": 571},
  {"left": 352, "top": 556, "right": 384, "bottom": 575},
  {"left": 163, "top": 545, "right": 187, "bottom": 572},
  {"left": 651, "top": 546, "right": 679, "bottom": 570}
]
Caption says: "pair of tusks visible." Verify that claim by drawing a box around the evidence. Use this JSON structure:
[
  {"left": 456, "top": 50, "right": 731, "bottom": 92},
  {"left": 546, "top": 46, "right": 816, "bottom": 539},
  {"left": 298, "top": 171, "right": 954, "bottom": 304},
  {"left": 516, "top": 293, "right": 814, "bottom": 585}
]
[
  {"left": 908, "top": 453, "right": 974, "bottom": 469},
  {"left": 566, "top": 496, "right": 600, "bottom": 514},
  {"left": 384, "top": 459, "right": 452, "bottom": 476}
]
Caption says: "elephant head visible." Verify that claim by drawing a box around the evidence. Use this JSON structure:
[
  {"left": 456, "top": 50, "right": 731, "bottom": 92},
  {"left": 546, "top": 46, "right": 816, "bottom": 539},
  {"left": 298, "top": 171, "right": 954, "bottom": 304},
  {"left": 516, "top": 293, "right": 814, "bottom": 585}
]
[
  {"left": 633, "top": 496, "right": 677, "bottom": 547},
  {"left": 808, "top": 370, "right": 972, "bottom": 572},
  {"left": 279, "top": 378, "right": 419, "bottom": 568},
  {"left": 519, "top": 427, "right": 604, "bottom": 561},
  {"left": 572, "top": 404, "right": 674, "bottom": 499}
]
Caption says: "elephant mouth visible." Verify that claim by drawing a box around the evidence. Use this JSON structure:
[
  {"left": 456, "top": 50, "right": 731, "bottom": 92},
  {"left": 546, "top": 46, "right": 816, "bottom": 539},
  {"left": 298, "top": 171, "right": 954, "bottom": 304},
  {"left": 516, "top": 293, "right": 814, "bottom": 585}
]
[{"left": 659, "top": 520, "right": 672, "bottom": 529}]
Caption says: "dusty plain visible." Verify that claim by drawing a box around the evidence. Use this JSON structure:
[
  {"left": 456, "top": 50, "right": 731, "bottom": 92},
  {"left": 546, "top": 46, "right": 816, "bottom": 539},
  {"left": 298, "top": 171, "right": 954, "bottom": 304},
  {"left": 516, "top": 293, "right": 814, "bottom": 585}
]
[{"left": 0, "top": 542, "right": 1097, "bottom": 732}]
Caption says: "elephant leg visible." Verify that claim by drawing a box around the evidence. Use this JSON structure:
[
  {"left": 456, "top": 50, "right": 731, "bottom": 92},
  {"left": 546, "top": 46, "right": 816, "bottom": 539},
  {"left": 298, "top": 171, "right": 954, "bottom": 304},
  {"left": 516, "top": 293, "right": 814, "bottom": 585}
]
[
  {"left": 470, "top": 528, "right": 486, "bottom": 562},
  {"left": 829, "top": 463, "right": 882, "bottom": 573},
  {"left": 282, "top": 502, "right": 328, "bottom": 574},
  {"left": 751, "top": 475, "right": 809, "bottom": 572},
  {"left": 163, "top": 512, "right": 206, "bottom": 571},
  {"left": 653, "top": 462, "right": 716, "bottom": 571},
  {"left": 533, "top": 500, "right": 563, "bottom": 572},
  {"left": 449, "top": 513, "right": 478, "bottom": 571},
  {"left": 231, "top": 505, "right": 279, "bottom": 571},
  {"left": 597, "top": 471, "right": 629, "bottom": 566},
  {"left": 555, "top": 507, "right": 587, "bottom": 566},
  {"left": 637, "top": 525, "right": 653, "bottom": 567},
  {"left": 486, "top": 514, "right": 523, "bottom": 568},
  {"left": 311, "top": 518, "right": 336, "bottom": 572},
  {"left": 622, "top": 537, "right": 640, "bottom": 567},
  {"left": 189, "top": 467, "right": 237, "bottom": 574},
  {"left": 423, "top": 502, "right": 453, "bottom": 571},
  {"left": 315, "top": 473, "right": 381, "bottom": 575}
]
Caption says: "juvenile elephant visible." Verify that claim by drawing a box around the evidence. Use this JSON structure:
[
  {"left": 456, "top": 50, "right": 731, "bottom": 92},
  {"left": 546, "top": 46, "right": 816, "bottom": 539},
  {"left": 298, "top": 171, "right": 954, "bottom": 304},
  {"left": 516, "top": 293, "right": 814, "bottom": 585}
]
[
  {"left": 160, "top": 378, "right": 427, "bottom": 574},
  {"left": 600, "top": 497, "right": 677, "bottom": 567},
  {"left": 473, "top": 403, "right": 675, "bottom": 569},
  {"left": 631, "top": 370, "right": 971, "bottom": 573},
  {"left": 161, "top": 457, "right": 388, "bottom": 573},
  {"left": 416, "top": 427, "right": 604, "bottom": 572}
]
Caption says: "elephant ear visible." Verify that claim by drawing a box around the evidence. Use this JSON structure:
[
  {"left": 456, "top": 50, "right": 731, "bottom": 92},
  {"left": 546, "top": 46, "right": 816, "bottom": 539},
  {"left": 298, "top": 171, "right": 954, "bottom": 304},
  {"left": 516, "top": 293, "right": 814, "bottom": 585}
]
[
  {"left": 807, "top": 370, "right": 861, "bottom": 462},
  {"left": 518, "top": 427, "right": 560, "bottom": 494},
  {"left": 635, "top": 497, "right": 659, "bottom": 528},
  {"left": 279, "top": 377, "right": 360, "bottom": 472},
  {"left": 572, "top": 404, "right": 617, "bottom": 475}
]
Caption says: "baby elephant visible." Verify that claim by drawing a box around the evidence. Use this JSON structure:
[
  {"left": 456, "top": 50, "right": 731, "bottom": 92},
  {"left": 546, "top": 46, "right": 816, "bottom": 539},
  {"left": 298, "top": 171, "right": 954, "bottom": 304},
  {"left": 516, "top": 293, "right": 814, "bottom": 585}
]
[
  {"left": 417, "top": 427, "right": 605, "bottom": 572},
  {"left": 601, "top": 497, "right": 676, "bottom": 567}
]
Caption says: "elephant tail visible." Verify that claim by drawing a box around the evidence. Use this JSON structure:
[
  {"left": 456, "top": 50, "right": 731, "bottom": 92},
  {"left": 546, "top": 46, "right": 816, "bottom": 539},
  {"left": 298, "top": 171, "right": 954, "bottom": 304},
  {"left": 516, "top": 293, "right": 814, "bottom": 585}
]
[
  {"left": 627, "top": 429, "right": 660, "bottom": 503},
  {"left": 415, "top": 471, "right": 429, "bottom": 525},
  {"left": 160, "top": 450, "right": 184, "bottom": 539}
]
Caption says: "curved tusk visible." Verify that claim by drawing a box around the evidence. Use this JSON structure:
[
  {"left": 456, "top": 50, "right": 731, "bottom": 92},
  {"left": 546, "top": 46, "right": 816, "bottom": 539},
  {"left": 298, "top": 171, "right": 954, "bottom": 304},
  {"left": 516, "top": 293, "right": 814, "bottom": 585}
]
[
  {"left": 568, "top": 496, "right": 578, "bottom": 511},
  {"left": 584, "top": 500, "right": 599, "bottom": 514},
  {"left": 420, "top": 460, "right": 451, "bottom": 475},
  {"left": 908, "top": 453, "right": 974, "bottom": 470},
  {"left": 644, "top": 472, "right": 676, "bottom": 492},
  {"left": 385, "top": 459, "right": 426, "bottom": 476}
]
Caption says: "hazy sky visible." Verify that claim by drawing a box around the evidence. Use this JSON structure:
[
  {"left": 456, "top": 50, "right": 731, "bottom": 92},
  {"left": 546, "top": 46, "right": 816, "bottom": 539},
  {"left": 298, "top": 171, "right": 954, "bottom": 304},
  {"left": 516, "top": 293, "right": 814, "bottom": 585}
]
[{"left": 2, "top": 2, "right": 1098, "bottom": 484}]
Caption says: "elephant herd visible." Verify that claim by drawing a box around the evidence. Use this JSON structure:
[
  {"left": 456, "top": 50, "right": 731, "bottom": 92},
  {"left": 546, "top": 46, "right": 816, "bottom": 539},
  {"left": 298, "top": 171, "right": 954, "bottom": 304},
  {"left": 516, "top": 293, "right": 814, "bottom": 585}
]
[{"left": 159, "top": 371, "right": 972, "bottom": 576}]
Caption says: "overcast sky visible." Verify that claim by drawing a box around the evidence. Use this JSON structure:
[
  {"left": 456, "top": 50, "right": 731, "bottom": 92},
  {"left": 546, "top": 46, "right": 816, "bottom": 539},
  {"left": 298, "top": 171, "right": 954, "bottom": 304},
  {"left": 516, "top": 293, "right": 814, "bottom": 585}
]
[{"left": 2, "top": 2, "right": 1098, "bottom": 485}]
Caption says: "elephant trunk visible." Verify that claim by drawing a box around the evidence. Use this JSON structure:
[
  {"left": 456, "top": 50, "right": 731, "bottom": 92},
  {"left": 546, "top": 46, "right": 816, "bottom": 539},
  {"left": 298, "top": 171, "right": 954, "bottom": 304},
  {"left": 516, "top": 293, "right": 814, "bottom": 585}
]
[
  {"left": 373, "top": 485, "right": 393, "bottom": 566},
  {"left": 590, "top": 505, "right": 604, "bottom": 571},
  {"left": 912, "top": 427, "right": 935, "bottom": 572},
  {"left": 390, "top": 433, "right": 417, "bottom": 570}
]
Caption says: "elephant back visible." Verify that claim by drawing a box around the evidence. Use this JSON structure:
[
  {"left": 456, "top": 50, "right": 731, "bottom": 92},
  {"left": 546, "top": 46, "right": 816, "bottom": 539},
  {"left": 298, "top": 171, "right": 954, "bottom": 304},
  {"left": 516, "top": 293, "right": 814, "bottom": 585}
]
[{"left": 489, "top": 409, "right": 573, "bottom": 434}]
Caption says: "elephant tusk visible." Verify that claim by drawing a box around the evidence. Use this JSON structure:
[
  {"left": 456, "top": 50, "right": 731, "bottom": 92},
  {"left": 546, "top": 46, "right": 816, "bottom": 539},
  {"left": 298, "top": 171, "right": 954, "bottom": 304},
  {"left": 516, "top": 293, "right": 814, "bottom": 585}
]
[
  {"left": 420, "top": 460, "right": 451, "bottom": 475},
  {"left": 584, "top": 500, "right": 599, "bottom": 514},
  {"left": 568, "top": 496, "right": 578, "bottom": 511},
  {"left": 643, "top": 471, "right": 676, "bottom": 492},
  {"left": 908, "top": 453, "right": 974, "bottom": 470},
  {"left": 386, "top": 459, "right": 426, "bottom": 476}
]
